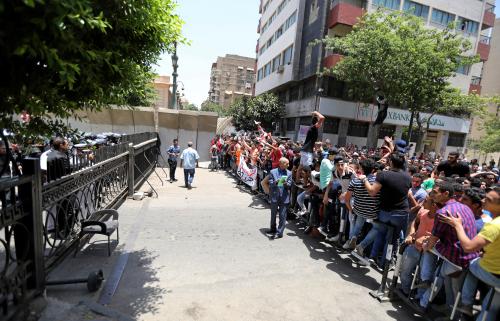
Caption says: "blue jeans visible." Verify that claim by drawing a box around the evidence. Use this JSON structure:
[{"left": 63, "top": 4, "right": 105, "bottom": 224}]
[
  {"left": 462, "top": 257, "right": 500, "bottom": 321},
  {"left": 271, "top": 202, "right": 288, "bottom": 236},
  {"left": 297, "top": 191, "right": 309, "bottom": 211},
  {"left": 358, "top": 221, "right": 384, "bottom": 258},
  {"left": 399, "top": 245, "right": 437, "bottom": 294},
  {"left": 349, "top": 214, "right": 367, "bottom": 240},
  {"left": 371, "top": 210, "right": 409, "bottom": 266},
  {"left": 184, "top": 168, "right": 195, "bottom": 186},
  {"left": 420, "top": 259, "right": 463, "bottom": 308}
]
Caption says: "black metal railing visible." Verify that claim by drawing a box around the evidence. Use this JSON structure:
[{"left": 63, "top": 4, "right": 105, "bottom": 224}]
[{"left": 0, "top": 131, "right": 159, "bottom": 319}]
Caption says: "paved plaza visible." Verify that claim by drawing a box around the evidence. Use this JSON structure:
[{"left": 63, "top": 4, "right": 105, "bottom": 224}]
[{"left": 46, "top": 167, "right": 421, "bottom": 321}]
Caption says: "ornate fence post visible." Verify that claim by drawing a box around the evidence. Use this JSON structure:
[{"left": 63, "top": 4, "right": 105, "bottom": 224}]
[
  {"left": 18, "top": 158, "right": 45, "bottom": 292},
  {"left": 128, "top": 143, "right": 135, "bottom": 197}
]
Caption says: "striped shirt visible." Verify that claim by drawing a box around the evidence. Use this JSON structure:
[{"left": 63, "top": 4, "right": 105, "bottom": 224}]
[
  {"left": 348, "top": 174, "right": 380, "bottom": 219},
  {"left": 432, "top": 199, "right": 479, "bottom": 268}
]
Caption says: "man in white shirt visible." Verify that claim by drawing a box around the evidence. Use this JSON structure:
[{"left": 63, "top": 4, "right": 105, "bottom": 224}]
[{"left": 180, "top": 142, "right": 200, "bottom": 190}]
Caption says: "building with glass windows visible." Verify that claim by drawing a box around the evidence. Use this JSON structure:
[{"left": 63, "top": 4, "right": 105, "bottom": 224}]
[
  {"left": 208, "top": 54, "right": 255, "bottom": 109},
  {"left": 254, "top": 0, "right": 496, "bottom": 156}
]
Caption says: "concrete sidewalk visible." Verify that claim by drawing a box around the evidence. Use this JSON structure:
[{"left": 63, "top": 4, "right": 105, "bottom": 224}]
[{"left": 45, "top": 167, "right": 421, "bottom": 321}]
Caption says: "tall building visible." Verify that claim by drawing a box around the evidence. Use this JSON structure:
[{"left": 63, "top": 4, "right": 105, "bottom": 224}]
[
  {"left": 255, "top": 0, "right": 496, "bottom": 156},
  {"left": 208, "top": 54, "right": 256, "bottom": 109},
  {"left": 467, "top": 17, "right": 500, "bottom": 163},
  {"left": 153, "top": 76, "right": 172, "bottom": 109}
]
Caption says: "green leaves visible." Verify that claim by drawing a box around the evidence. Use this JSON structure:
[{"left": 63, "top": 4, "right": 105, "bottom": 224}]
[
  {"left": 228, "top": 93, "right": 285, "bottom": 132},
  {"left": 0, "top": 0, "right": 185, "bottom": 137}
]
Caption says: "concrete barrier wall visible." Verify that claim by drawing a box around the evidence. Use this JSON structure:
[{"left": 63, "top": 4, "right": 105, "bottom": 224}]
[{"left": 67, "top": 107, "right": 218, "bottom": 162}]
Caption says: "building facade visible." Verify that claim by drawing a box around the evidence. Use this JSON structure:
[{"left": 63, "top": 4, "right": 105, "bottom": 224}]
[
  {"left": 153, "top": 76, "right": 172, "bottom": 109},
  {"left": 255, "top": 0, "right": 496, "bottom": 157},
  {"left": 208, "top": 54, "right": 256, "bottom": 109},
  {"left": 467, "top": 17, "right": 500, "bottom": 164}
]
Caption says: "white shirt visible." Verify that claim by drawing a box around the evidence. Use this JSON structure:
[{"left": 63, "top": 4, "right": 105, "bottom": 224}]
[
  {"left": 40, "top": 149, "right": 53, "bottom": 170},
  {"left": 180, "top": 147, "right": 200, "bottom": 169}
]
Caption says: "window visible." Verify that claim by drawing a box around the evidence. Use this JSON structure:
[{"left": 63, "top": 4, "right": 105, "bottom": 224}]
[
  {"left": 403, "top": 1, "right": 429, "bottom": 19},
  {"left": 266, "top": 37, "right": 273, "bottom": 48},
  {"left": 286, "top": 118, "right": 296, "bottom": 131},
  {"left": 373, "top": 0, "right": 401, "bottom": 10},
  {"left": 299, "top": 116, "right": 310, "bottom": 126},
  {"left": 347, "top": 121, "right": 369, "bottom": 137},
  {"left": 378, "top": 125, "right": 396, "bottom": 139},
  {"left": 457, "top": 17, "right": 479, "bottom": 35},
  {"left": 324, "top": 117, "right": 339, "bottom": 134},
  {"left": 261, "top": 22, "right": 268, "bottom": 33},
  {"left": 289, "top": 86, "right": 299, "bottom": 102},
  {"left": 456, "top": 64, "right": 470, "bottom": 75},
  {"left": 257, "top": 68, "right": 263, "bottom": 81},
  {"left": 264, "top": 62, "right": 272, "bottom": 77},
  {"left": 431, "top": 8, "right": 455, "bottom": 27},
  {"left": 447, "top": 132, "right": 466, "bottom": 147},
  {"left": 285, "top": 11, "right": 297, "bottom": 30},
  {"left": 275, "top": 26, "right": 283, "bottom": 40},
  {"left": 272, "top": 55, "right": 281, "bottom": 72},
  {"left": 283, "top": 45, "right": 293, "bottom": 64}
]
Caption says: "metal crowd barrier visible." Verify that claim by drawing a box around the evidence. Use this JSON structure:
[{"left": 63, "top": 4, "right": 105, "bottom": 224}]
[{"left": 0, "top": 131, "right": 160, "bottom": 320}]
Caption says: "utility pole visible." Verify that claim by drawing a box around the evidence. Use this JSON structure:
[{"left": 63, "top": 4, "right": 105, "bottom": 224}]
[{"left": 171, "top": 42, "right": 178, "bottom": 110}]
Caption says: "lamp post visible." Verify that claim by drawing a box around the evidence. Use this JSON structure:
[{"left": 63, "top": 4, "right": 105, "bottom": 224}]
[{"left": 171, "top": 42, "right": 178, "bottom": 110}]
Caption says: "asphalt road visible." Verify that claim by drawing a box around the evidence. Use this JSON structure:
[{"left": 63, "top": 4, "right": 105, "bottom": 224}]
[{"left": 47, "top": 167, "right": 422, "bottom": 321}]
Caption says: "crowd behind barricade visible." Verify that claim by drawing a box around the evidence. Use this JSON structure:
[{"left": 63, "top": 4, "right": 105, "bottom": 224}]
[
  {"left": 0, "top": 131, "right": 136, "bottom": 182},
  {"left": 209, "top": 112, "right": 500, "bottom": 321}
]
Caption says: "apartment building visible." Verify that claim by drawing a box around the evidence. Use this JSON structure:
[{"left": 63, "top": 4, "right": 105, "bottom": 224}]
[
  {"left": 208, "top": 54, "right": 256, "bottom": 109},
  {"left": 467, "top": 17, "right": 500, "bottom": 163},
  {"left": 255, "top": 0, "right": 496, "bottom": 156}
]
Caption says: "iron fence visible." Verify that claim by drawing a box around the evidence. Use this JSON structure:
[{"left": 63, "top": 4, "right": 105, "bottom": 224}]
[{"left": 0, "top": 131, "right": 159, "bottom": 320}]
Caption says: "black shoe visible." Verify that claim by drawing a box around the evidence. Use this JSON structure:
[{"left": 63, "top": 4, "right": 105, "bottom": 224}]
[
  {"left": 169, "top": 179, "right": 173, "bottom": 183},
  {"left": 304, "top": 226, "right": 313, "bottom": 234},
  {"left": 271, "top": 233, "right": 283, "bottom": 239},
  {"left": 265, "top": 229, "right": 277, "bottom": 235},
  {"left": 188, "top": 184, "right": 192, "bottom": 190},
  {"left": 173, "top": 178, "right": 178, "bottom": 182}
]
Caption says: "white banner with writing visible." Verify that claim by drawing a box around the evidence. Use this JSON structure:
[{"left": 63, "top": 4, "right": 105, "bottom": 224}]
[{"left": 237, "top": 158, "right": 258, "bottom": 187}]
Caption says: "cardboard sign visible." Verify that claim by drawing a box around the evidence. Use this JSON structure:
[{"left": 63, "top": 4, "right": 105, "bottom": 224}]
[{"left": 237, "top": 158, "right": 258, "bottom": 187}]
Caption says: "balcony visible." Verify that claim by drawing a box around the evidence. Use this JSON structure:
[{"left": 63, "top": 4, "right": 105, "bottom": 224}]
[
  {"left": 323, "top": 54, "right": 344, "bottom": 69},
  {"left": 482, "top": 4, "right": 496, "bottom": 30},
  {"left": 477, "top": 35, "right": 491, "bottom": 61},
  {"left": 328, "top": 1, "right": 364, "bottom": 29},
  {"left": 469, "top": 76, "right": 482, "bottom": 95}
]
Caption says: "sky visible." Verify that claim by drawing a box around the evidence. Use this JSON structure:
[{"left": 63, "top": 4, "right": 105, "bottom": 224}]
[
  {"left": 153, "top": 0, "right": 260, "bottom": 107},
  {"left": 154, "top": 2, "right": 500, "bottom": 107}
]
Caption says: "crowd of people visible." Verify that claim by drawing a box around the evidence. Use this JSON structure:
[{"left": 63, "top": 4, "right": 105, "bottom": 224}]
[{"left": 207, "top": 112, "right": 500, "bottom": 321}]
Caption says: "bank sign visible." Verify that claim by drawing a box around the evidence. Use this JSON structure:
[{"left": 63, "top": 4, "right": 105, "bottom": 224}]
[{"left": 319, "top": 98, "right": 470, "bottom": 133}]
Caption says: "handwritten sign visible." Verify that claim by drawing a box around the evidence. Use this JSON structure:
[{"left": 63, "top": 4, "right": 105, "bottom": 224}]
[{"left": 237, "top": 158, "right": 258, "bottom": 187}]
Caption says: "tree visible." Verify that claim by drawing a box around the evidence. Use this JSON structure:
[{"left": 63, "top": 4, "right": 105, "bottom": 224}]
[
  {"left": 476, "top": 96, "right": 500, "bottom": 154},
  {"left": 200, "top": 101, "right": 226, "bottom": 116},
  {"left": 413, "top": 89, "right": 487, "bottom": 152},
  {"left": 321, "top": 9, "right": 479, "bottom": 149},
  {"left": 0, "top": 0, "right": 185, "bottom": 138},
  {"left": 182, "top": 103, "right": 199, "bottom": 111},
  {"left": 228, "top": 93, "right": 285, "bottom": 132}
]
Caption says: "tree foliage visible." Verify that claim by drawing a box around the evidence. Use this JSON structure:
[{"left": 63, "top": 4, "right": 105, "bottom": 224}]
[
  {"left": 476, "top": 96, "right": 500, "bottom": 154},
  {"left": 0, "top": 0, "right": 185, "bottom": 136},
  {"left": 182, "top": 103, "right": 199, "bottom": 111},
  {"left": 200, "top": 101, "right": 226, "bottom": 116},
  {"left": 228, "top": 93, "right": 285, "bottom": 132},
  {"left": 321, "top": 10, "right": 480, "bottom": 149}
]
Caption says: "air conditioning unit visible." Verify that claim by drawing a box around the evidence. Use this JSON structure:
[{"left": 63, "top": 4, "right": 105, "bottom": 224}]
[{"left": 277, "top": 65, "right": 284, "bottom": 73}]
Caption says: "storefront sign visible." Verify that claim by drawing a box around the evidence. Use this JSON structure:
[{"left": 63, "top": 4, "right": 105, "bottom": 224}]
[{"left": 318, "top": 97, "right": 470, "bottom": 133}]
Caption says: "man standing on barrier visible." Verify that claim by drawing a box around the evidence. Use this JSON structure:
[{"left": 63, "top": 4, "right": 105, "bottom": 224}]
[
  {"left": 167, "top": 138, "right": 180, "bottom": 183},
  {"left": 180, "top": 141, "right": 199, "bottom": 190},
  {"left": 262, "top": 157, "right": 292, "bottom": 239},
  {"left": 358, "top": 151, "right": 412, "bottom": 266}
]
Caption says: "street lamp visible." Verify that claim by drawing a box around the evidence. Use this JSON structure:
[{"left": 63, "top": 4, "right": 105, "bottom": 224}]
[{"left": 171, "top": 42, "right": 178, "bottom": 110}]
